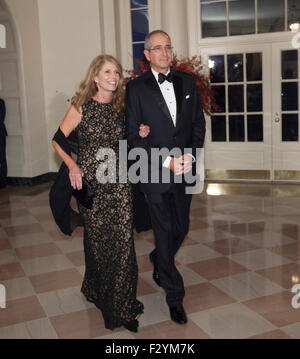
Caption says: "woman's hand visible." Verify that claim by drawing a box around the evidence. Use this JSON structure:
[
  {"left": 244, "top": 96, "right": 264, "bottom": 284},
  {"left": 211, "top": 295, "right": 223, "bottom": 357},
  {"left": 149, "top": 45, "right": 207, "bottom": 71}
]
[
  {"left": 139, "top": 124, "right": 150, "bottom": 138},
  {"left": 68, "top": 162, "right": 84, "bottom": 190}
]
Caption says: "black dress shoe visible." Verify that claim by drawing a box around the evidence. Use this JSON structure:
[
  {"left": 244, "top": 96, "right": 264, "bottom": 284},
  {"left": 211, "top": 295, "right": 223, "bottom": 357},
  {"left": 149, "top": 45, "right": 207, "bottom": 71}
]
[
  {"left": 169, "top": 304, "right": 187, "bottom": 325},
  {"left": 149, "top": 253, "right": 161, "bottom": 287},
  {"left": 124, "top": 319, "right": 139, "bottom": 332}
]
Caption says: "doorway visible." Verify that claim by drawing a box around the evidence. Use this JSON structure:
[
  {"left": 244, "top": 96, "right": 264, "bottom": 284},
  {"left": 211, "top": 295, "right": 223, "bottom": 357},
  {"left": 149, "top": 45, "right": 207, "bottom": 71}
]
[
  {"left": 0, "top": 0, "right": 24, "bottom": 177},
  {"left": 201, "top": 39, "right": 300, "bottom": 182}
]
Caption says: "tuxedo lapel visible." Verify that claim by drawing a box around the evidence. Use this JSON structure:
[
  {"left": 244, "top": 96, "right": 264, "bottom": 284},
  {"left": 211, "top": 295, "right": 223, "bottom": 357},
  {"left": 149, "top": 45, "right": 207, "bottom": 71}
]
[
  {"left": 144, "top": 70, "right": 175, "bottom": 128},
  {"left": 172, "top": 72, "right": 183, "bottom": 128}
]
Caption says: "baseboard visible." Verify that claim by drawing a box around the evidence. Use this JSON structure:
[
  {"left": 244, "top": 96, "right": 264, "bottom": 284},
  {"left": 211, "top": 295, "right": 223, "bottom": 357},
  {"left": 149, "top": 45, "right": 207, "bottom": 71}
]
[{"left": 7, "top": 172, "right": 57, "bottom": 186}]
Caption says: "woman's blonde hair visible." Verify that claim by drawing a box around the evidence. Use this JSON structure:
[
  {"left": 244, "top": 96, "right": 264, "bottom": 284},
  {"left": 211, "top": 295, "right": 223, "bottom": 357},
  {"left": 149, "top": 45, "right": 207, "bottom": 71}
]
[{"left": 72, "top": 55, "right": 125, "bottom": 116}]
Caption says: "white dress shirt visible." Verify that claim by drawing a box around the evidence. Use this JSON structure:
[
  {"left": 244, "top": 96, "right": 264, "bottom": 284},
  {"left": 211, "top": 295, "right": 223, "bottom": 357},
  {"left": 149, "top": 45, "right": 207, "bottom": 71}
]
[
  {"left": 151, "top": 68, "right": 177, "bottom": 126},
  {"left": 151, "top": 68, "right": 195, "bottom": 169},
  {"left": 151, "top": 68, "right": 176, "bottom": 169}
]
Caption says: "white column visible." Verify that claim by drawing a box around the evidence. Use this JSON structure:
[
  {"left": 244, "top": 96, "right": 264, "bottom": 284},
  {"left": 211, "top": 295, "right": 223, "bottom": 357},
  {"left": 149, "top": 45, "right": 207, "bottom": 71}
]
[
  {"left": 186, "top": 0, "right": 201, "bottom": 56},
  {"left": 115, "top": 0, "right": 132, "bottom": 71},
  {"left": 161, "top": 0, "right": 188, "bottom": 58},
  {"left": 99, "top": 0, "right": 116, "bottom": 56},
  {"left": 148, "top": 0, "right": 162, "bottom": 31}
]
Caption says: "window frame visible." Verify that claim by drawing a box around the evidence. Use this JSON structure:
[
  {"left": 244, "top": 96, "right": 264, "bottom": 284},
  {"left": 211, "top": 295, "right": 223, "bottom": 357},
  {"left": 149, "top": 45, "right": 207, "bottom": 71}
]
[
  {"left": 199, "top": 0, "right": 291, "bottom": 39},
  {"left": 130, "top": 1, "right": 149, "bottom": 69}
]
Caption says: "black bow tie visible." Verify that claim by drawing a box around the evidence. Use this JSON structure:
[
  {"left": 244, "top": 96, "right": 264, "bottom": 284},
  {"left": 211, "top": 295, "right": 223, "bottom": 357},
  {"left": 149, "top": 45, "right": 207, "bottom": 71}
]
[{"left": 158, "top": 72, "right": 173, "bottom": 84}]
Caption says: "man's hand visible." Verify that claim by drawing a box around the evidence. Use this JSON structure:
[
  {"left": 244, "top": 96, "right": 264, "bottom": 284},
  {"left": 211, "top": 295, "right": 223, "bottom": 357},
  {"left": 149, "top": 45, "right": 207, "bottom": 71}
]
[{"left": 169, "top": 154, "right": 193, "bottom": 175}]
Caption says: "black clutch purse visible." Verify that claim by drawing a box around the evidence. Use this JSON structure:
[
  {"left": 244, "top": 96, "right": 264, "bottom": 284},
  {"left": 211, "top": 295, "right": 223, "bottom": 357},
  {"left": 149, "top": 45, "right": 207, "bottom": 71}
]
[{"left": 72, "top": 177, "right": 95, "bottom": 209}]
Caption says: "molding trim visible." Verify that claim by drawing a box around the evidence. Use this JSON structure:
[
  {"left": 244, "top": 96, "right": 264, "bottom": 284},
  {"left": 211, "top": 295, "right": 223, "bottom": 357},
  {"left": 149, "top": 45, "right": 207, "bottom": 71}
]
[
  {"left": 7, "top": 172, "right": 56, "bottom": 186},
  {"left": 275, "top": 171, "right": 300, "bottom": 181},
  {"left": 206, "top": 169, "right": 271, "bottom": 180},
  {"left": 198, "top": 31, "right": 295, "bottom": 49},
  {"left": 6, "top": 170, "right": 300, "bottom": 187}
]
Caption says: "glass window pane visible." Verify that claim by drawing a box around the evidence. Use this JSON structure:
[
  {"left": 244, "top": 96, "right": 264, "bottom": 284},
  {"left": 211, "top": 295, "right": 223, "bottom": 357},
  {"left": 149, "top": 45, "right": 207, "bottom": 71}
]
[
  {"left": 258, "top": 0, "right": 284, "bottom": 33},
  {"left": 211, "top": 116, "right": 226, "bottom": 141},
  {"left": 131, "top": 0, "right": 148, "bottom": 8},
  {"left": 288, "top": 0, "right": 300, "bottom": 30},
  {"left": 229, "top": 85, "right": 244, "bottom": 112},
  {"left": 131, "top": 9, "right": 149, "bottom": 42},
  {"left": 247, "top": 53, "right": 262, "bottom": 81},
  {"left": 247, "top": 84, "right": 262, "bottom": 112},
  {"left": 133, "top": 43, "right": 146, "bottom": 70},
  {"left": 282, "top": 50, "right": 298, "bottom": 80},
  {"left": 209, "top": 55, "right": 225, "bottom": 83},
  {"left": 282, "top": 114, "right": 299, "bottom": 141},
  {"left": 229, "top": 0, "right": 255, "bottom": 36},
  {"left": 282, "top": 82, "right": 298, "bottom": 111},
  {"left": 201, "top": 2, "right": 227, "bottom": 38},
  {"left": 229, "top": 115, "right": 245, "bottom": 141},
  {"left": 247, "top": 115, "right": 263, "bottom": 141},
  {"left": 228, "top": 54, "right": 243, "bottom": 82},
  {"left": 212, "top": 86, "right": 226, "bottom": 113}
]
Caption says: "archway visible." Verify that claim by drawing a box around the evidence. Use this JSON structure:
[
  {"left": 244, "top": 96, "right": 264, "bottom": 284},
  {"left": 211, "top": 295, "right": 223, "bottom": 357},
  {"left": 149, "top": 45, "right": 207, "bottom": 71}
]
[
  {"left": 0, "top": 0, "right": 25, "bottom": 177},
  {"left": 0, "top": 0, "right": 25, "bottom": 178}
]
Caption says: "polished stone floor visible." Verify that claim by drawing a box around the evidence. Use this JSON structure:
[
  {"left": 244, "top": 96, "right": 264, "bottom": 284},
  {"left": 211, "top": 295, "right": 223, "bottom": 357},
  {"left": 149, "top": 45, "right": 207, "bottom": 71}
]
[{"left": 0, "top": 181, "right": 300, "bottom": 339}]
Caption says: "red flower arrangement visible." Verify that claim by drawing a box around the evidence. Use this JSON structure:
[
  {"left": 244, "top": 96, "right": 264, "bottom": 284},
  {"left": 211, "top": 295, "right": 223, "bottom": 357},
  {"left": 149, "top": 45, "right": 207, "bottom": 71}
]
[{"left": 124, "top": 55, "right": 219, "bottom": 115}]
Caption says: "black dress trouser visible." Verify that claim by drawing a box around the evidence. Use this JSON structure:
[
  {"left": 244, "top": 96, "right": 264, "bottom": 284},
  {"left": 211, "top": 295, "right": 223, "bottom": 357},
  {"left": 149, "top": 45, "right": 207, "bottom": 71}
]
[{"left": 146, "top": 184, "right": 192, "bottom": 307}]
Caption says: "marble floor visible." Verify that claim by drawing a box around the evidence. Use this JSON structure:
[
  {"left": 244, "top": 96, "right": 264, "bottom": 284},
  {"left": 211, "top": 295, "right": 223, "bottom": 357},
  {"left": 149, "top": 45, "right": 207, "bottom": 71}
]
[{"left": 0, "top": 181, "right": 300, "bottom": 339}]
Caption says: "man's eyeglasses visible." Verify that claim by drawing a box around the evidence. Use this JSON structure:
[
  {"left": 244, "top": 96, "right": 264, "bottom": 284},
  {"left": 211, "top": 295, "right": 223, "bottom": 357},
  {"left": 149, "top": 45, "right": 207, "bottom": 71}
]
[{"left": 148, "top": 45, "right": 173, "bottom": 53}]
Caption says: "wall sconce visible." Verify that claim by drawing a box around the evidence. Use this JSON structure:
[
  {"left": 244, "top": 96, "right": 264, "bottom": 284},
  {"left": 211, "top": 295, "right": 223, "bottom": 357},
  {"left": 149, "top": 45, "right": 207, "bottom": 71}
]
[{"left": 289, "top": 0, "right": 300, "bottom": 32}]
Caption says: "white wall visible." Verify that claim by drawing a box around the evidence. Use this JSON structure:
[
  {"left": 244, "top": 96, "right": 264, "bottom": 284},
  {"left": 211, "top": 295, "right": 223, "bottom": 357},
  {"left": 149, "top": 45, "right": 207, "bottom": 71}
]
[
  {"left": 4, "top": 0, "right": 102, "bottom": 176},
  {"left": 37, "top": 0, "right": 102, "bottom": 172}
]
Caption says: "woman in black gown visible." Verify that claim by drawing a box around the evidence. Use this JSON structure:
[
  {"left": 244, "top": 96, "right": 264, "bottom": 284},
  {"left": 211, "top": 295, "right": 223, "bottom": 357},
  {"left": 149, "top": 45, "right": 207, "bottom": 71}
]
[{"left": 52, "top": 55, "right": 143, "bottom": 332}]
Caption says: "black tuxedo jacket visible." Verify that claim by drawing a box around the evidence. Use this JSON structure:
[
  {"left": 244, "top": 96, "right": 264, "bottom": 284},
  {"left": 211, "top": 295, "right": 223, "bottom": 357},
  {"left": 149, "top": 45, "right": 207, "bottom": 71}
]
[{"left": 125, "top": 69, "right": 206, "bottom": 193}]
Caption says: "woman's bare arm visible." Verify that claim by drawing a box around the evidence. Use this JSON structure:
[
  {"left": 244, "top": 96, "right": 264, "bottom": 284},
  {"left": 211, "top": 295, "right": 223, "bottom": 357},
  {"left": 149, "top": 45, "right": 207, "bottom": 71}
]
[{"left": 52, "top": 105, "right": 83, "bottom": 190}]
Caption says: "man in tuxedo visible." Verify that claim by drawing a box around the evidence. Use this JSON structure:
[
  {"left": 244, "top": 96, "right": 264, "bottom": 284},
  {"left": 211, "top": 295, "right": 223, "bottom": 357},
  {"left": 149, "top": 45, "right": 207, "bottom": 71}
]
[{"left": 126, "top": 30, "right": 205, "bottom": 324}]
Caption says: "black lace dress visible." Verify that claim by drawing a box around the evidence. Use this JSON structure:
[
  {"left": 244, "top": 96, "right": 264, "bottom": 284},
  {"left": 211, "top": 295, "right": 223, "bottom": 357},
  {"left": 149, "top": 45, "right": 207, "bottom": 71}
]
[{"left": 76, "top": 98, "right": 143, "bottom": 330}]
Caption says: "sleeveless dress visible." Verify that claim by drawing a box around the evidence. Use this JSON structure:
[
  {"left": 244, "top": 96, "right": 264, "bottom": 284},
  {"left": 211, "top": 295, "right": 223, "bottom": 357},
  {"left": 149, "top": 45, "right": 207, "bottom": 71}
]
[{"left": 76, "top": 98, "right": 143, "bottom": 330}]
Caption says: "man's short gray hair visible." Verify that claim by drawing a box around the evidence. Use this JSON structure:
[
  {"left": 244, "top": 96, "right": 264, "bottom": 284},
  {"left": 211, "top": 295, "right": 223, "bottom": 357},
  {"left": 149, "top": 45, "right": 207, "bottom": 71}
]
[{"left": 144, "top": 30, "right": 171, "bottom": 50}]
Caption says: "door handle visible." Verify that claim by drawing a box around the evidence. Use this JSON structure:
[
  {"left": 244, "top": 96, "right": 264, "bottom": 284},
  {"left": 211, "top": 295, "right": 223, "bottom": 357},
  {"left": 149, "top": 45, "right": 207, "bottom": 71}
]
[{"left": 274, "top": 113, "right": 280, "bottom": 123}]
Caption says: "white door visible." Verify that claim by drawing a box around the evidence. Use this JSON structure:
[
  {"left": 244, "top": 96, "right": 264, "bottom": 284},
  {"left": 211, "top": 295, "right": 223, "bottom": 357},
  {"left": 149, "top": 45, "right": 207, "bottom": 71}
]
[
  {"left": 0, "top": 1, "right": 24, "bottom": 177},
  {"left": 201, "top": 44, "right": 273, "bottom": 181},
  {"left": 272, "top": 41, "right": 300, "bottom": 181}
]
